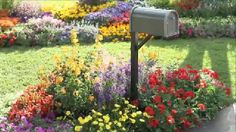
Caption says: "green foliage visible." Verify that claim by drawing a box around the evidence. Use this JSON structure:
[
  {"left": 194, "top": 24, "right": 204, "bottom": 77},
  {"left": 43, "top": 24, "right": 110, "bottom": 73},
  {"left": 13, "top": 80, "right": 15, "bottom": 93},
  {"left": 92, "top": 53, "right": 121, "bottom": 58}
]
[{"left": 146, "top": 0, "right": 171, "bottom": 8}]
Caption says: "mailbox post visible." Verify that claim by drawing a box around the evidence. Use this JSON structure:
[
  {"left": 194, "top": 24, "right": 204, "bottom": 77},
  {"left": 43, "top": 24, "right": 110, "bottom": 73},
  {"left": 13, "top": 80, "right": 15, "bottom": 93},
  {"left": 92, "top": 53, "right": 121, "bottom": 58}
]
[{"left": 130, "top": 7, "right": 179, "bottom": 100}]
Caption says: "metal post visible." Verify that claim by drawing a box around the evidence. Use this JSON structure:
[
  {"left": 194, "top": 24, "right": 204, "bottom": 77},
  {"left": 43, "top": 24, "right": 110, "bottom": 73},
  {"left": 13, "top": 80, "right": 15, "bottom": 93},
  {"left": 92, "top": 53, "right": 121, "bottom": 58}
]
[{"left": 131, "top": 32, "right": 138, "bottom": 100}]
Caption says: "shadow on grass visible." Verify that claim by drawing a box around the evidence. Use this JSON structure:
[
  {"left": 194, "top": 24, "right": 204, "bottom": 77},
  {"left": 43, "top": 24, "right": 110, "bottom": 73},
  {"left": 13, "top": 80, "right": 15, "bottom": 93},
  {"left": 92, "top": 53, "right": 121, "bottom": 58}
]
[{"left": 146, "top": 38, "right": 236, "bottom": 87}]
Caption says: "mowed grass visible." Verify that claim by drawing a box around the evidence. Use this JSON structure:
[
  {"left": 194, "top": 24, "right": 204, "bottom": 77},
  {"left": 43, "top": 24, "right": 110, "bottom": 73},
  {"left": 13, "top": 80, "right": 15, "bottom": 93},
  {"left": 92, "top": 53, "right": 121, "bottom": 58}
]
[{"left": 0, "top": 38, "right": 235, "bottom": 115}]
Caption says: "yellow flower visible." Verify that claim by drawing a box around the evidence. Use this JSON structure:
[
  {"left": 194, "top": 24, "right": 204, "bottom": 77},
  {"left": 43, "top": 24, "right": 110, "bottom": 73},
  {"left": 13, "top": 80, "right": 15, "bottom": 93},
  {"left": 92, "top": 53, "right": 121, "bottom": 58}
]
[
  {"left": 73, "top": 90, "right": 79, "bottom": 96},
  {"left": 92, "top": 121, "right": 98, "bottom": 125},
  {"left": 75, "top": 125, "right": 82, "bottom": 132},
  {"left": 88, "top": 95, "right": 95, "bottom": 102},
  {"left": 114, "top": 104, "right": 120, "bottom": 108},
  {"left": 74, "top": 67, "right": 81, "bottom": 76},
  {"left": 105, "top": 124, "right": 111, "bottom": 130},
  {"left": 136, "top": 111, "right": 142, "bottom": 115},
  {"left": 103, "top": 114, "right": 110, "bottom": 123},
  {"left": 98, "top": 118, "right": 103, "bottom": 122},
  {"left": 129, "top": 118, "right": 136, "bottom": 124},
  {"left": 66, "top": 111, "right": 71, "bottom": 116},
  {"left": 124, "top": 100, "right": 129, "bottom": 104},
  {"left": 78, "top": 116, "right": 92, "bottom": 125},
  {"left": 99, "top": 122, "right": 104, "bottom": 127},
  {"left": 60, "top": 87, "right": 67, "bottom": 94},
  {"left": 131, "top": 113, "right": 137, "bottom": 118},
  {"left": 116, "top": 122, "right": 122, "bottom": 127},
  {"left": 55, "top": 76, "right": 63, "bottom": 84},
  {"left": 148, "top": 51, "right": 158, "bottom": 60},
  {"left": 139, "top": 119, "right": 145, "bottom": 122}
]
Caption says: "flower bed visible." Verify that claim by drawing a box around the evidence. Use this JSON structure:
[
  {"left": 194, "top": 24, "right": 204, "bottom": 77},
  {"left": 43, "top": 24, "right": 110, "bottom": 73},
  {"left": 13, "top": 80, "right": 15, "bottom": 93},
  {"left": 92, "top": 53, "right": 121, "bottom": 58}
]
[{"left": 1, "top": 40, "right": 233, "bottom": 131}]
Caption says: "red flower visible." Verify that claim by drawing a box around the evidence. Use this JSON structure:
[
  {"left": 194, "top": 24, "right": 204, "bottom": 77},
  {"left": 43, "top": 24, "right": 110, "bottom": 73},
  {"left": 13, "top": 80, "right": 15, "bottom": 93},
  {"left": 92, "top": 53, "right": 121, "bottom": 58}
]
[
  {"left": 157, "top": 104, "right": 166, "bottom": 114},
  {"left": 197, "top": 80, "right": 207, "bottom": 88},
  {"left": 184, "top": 91, "right": 195, "bottom": 99},
  {"left": 140, "top": 87, "right": 147, "bottom": 93},
  {"left": 149, "top": 73, "right": 158, "bottom": 88},
  {"left": 131, "top": 99, "right": 140, "bottom": 107},
  {"left": 152, "top": 96, "right": 162, "bottom": 104},
  {"left": 225, "top": 87, "right": 231, "bottom": 96},
  {"left": 148, "top": 118, "right": 159, "bottom": 128},
  {"left": 183, "top": 119, "right": 191, "bottom": 128},
  {"left": 198, "top": 103, "right": 206, "bottom": 111},
  {"left": 168, "top": 100, "right": 172, "bottom": 106},
  {"left": 9, "top": 38, "right": 15, "bottom": 45},
  {"left": 171, "top": 109, "right": 178, "bottom": 116},
  {"left": 145, "top": 106, "right": 155, "bottom": 116},
  {"left": 186, "top": 108, "right": 194, "bottom": 115},
  {"left": 157, "top": 85, "right": 168, "bottom": 93},
  {"left": 187, "top": 28, "right": 193, "bottom": 36},
  {"left": 176, "top": 88, "right": 185, "bottom": 98},
  {"left": 167, "top": 115, "right": 175, "bottom": 125},
  {"left": 1, "top": 34, "right": 8, "bottom": 39}
]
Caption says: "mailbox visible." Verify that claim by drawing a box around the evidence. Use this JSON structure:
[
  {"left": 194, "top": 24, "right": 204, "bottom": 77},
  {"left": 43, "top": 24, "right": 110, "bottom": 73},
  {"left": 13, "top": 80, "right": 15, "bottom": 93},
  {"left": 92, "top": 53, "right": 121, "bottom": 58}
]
[{"left": 130, "top": 7, "right": 179, "bottom": 37}]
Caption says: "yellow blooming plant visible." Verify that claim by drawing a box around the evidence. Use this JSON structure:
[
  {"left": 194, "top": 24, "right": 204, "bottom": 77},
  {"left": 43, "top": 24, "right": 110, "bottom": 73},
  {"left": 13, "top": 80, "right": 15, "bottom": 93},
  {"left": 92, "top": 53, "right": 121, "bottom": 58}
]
[
  {"left": 74, "top": 99, "right": 148, "bottom": 132},
  {"left": 40, "top": 1, "right": 116, "bottom": 21},
  {"left": 99, "top": 24, "right": 148, "bottom": 42}
]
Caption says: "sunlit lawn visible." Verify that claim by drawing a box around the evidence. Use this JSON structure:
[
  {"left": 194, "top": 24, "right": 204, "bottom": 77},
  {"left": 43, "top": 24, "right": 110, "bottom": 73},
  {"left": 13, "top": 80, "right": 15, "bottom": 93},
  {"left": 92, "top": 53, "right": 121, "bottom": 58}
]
[{"left": 0, "top": 38, "right": 235, "bottom": 115}]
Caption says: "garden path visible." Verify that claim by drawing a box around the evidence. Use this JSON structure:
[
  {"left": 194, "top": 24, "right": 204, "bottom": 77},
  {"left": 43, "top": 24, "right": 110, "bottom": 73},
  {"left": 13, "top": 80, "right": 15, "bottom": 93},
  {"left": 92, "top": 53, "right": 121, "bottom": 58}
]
[{"left": 188, "top": 103, "right": 236, "bottom": 132}]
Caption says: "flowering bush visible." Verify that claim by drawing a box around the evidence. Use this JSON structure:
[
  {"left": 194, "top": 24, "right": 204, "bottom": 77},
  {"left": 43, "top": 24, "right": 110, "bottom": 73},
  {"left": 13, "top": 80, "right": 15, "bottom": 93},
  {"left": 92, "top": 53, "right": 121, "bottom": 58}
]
[
  {"left": 11, "top": 1, "right": 42, "bottom": 22},
  {"left": 85, "top": 2, "right": 133, "bottom": 26},
  {"left": 0, "top": 32, "right": 16, "bottom": 47},
  {"left": 41, "top": 1, "right": 116, "bottom": 21},
  {"left": 179, "top": 16, "right": 236, "bottom": 38},
  {"left": 77, "top": 25, "right": 99, "bottom": 43},
  {"left": 138, "top": 65, "right": 233, "bottom": 131},
  {"left": 99, "top": 23, "right": 148, "bottom": 41},
  {"left": 13, "top": 16, "right": 69, "bottom": 46},
  {"left": 74, "top": 99, "right": 149, "bottom": 132},
  {"left": 8, "top": 83, "right": 53, "bottom": 122},
  {"left": 0, "top": 115, "right": 73, "bottom": 132}
]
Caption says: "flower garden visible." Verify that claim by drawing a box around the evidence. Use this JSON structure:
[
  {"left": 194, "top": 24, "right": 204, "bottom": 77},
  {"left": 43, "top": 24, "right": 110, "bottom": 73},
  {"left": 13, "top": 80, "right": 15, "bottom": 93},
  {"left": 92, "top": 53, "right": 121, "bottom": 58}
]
[{"left": 0, "top": 0, "right": 236, "bottom": 132}]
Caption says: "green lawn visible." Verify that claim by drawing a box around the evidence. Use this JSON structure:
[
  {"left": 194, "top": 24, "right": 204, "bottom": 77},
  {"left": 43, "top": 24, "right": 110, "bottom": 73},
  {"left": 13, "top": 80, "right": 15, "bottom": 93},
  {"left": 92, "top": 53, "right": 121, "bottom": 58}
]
[{"left": 0, "top": 38, "right": 235, "bottom": 115}]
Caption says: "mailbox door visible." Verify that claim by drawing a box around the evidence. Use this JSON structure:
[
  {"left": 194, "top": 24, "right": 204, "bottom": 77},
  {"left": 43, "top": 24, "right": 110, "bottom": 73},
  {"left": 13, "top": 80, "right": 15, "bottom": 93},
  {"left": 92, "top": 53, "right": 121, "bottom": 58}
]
[{"left": 165, "top": 12, "right": 179, "bottom": 37}]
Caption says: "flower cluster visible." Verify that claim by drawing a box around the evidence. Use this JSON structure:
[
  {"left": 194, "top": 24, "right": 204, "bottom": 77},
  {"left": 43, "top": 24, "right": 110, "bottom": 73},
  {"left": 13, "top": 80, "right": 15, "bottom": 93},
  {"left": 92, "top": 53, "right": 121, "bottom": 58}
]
[
  {"left": 41, "top": 1, "right": 116, "bottom": 21},
  {"left": 0, "top": 32, "right": 16, "bottom": 47},
  {"left": 8, "top": 83, "right": 53, "bottom": 122},
  {"left": 0, "top": 17, "right": 20, "bottom": 30},
  {"left": 85, "top": 2, "right": 133, "bottom": 26},
  {"left": 99, "top": 23, "right": 148, "bottom": 41},
  {"left": 177, "top": 0, "right": 200, "bottom": 11},
  {"left": 74, "top": 99, "right": 149, "bottom": 132},
  {"left": 138, "top": 65, "right": 233, "bottom": 131},
  {"left": 0, "top": 115, "right": 73, "bottom": 132},
  {"left": 11, "top": 1, "right": 42, "bottom": 22},
  {"left": 13, "top": 16, "right": 69, "bottom": 46}
]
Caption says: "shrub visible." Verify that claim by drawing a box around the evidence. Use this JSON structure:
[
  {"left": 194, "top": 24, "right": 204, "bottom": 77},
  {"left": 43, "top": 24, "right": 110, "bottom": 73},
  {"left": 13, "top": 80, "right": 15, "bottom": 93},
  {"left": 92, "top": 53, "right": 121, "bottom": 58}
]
[
  {"left": 147, "top": 0, "right": 171, "bottom": 8},
  {"left": 84, "top": 2, "right": 133, "bottom": 26},
  {"left": 138, "top": 66, "right": 233, "bottom": 131},
  {"left": 13, "top": 16, "right": 69, "bottom": 46},
  {"left": 11, "top": 1, "right": 42, "bottom": 22},
  {"left": 179, "top": 16, "right": 236, "bottom": 38},
  {"left": 77, "top": 25, "right": 99, "bottom": 43}
]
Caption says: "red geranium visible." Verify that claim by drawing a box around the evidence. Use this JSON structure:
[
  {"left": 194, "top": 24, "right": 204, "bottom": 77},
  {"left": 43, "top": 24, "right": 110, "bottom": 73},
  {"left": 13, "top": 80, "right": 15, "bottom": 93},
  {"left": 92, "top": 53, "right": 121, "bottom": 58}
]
[
  {"left": 225, "top": 87, "right": 231, "bottom": 96},
  {"left": 131, "top": 99, "right": 140, "bottom": 107},
  {"left": 182, "top": 119, "right": 192, "bottom": 128},
  {"left": 198, "top": 103, "right": 206, "bottom": 111},
  {"left": 171, "top": 109, "right": 178, "bottom": 116},
  {"left": 184, "top": 91, "right": 195, "bottom": 99},
  {"left": 167, "top": 115, "right": 175, "bottom": 125},
  {"left": 148, "top": 118, "right": 160, "bottom": 128},
  {"left": 152, "top": 96, "right": 162, "bottom": 104},
  {"left": 186, "top": 108, "right": 194, "bottom": 115},
  {"left": 145, "top": 106, "right": 155, "bottom": 116},
  {"left": 149, "top": 73, "right": 158, "bottom": 88},
  {"left": 157, "top": 104, "right": 166, "bottom": 115}
]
